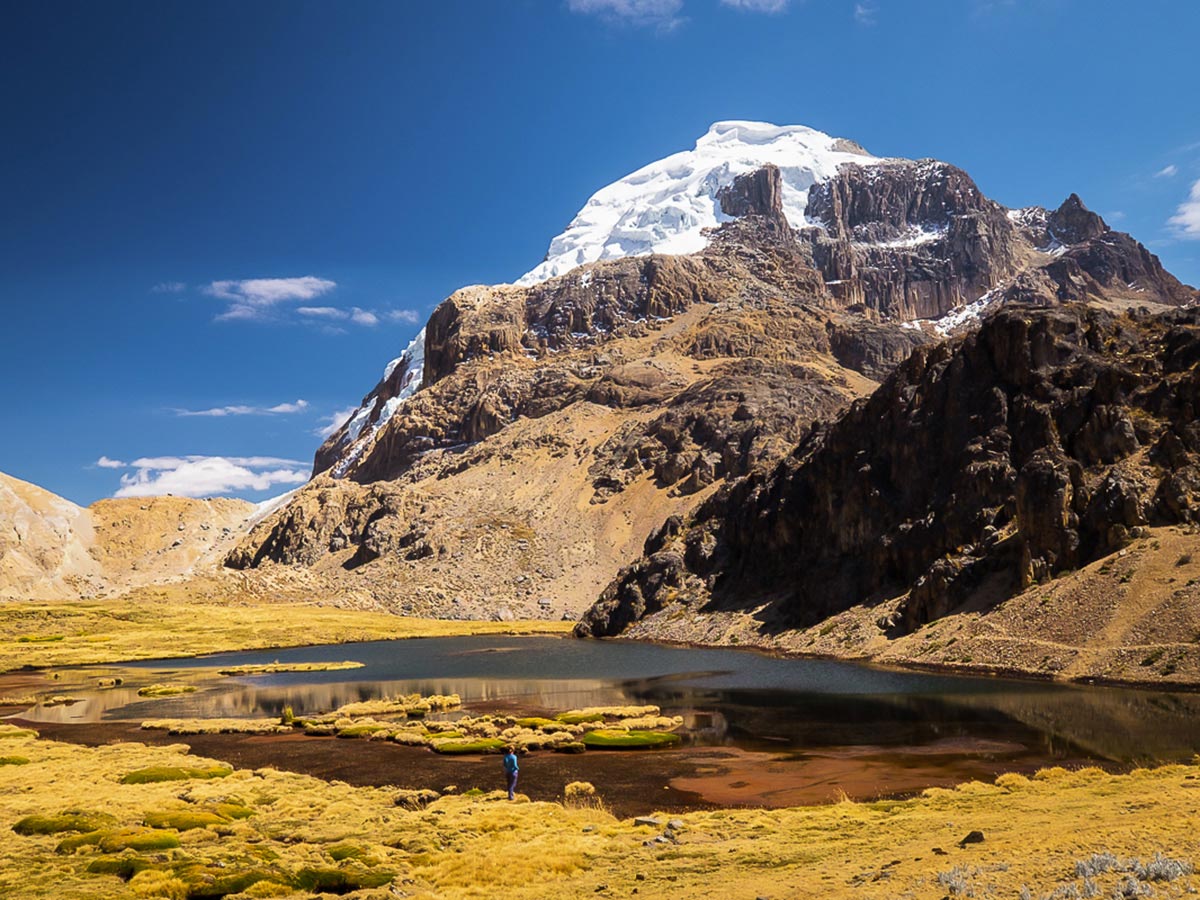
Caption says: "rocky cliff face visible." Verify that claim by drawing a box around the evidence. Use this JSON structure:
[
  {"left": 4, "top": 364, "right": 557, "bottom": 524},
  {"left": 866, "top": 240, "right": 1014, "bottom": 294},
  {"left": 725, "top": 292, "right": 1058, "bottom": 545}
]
[
  {"left": 800, "top": 160, "right": 1023, "bottom": 319},
  {"left": 578, "top": 304, "right": 1200, "bottom": 639}
]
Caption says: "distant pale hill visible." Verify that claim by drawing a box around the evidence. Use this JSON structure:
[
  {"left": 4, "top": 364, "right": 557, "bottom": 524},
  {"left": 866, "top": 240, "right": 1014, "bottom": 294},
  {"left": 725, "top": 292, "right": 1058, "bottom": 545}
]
[{"left": 0, "top": 471, "right": 254, "bottom": 601}]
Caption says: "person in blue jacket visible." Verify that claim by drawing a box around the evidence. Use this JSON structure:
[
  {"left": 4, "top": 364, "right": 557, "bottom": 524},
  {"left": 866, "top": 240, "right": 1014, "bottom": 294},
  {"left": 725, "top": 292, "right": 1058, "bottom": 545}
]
[{"left": 502, "top": 745, "right": 519, "bottom": 800}]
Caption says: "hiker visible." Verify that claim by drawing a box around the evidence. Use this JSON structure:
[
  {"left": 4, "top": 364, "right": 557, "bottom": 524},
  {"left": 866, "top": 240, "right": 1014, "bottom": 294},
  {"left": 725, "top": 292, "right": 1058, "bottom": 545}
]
[{"left": 502, "top": 745, "right": 519, "bottom": 800}]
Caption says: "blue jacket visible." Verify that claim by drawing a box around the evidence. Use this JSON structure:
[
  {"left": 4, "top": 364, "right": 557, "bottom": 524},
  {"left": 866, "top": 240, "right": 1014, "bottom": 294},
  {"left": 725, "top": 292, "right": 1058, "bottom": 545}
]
[{"left": 502, "top": 752, "right": 519, "bottom": 773}]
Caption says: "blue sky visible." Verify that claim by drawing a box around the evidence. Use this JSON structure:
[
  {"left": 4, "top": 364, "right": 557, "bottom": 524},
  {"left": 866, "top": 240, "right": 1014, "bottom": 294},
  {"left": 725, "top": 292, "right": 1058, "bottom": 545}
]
[{"left": 3, "top": 0, "right": 1198, "bottom": 505}]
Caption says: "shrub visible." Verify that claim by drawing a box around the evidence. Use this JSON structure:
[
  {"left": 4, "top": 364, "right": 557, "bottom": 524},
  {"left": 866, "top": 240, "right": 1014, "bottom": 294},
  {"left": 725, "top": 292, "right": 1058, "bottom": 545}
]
[
  {"left": 1134, "top": 852, "right": 1194, "bottom": 882},
  {"left": 0, "top": 755, "right": 30, "bottom": 766}
]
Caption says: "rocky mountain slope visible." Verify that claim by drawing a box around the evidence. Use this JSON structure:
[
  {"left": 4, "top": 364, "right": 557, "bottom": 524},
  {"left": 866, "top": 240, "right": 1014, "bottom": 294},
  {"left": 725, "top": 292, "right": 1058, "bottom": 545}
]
[
  {"left": 0, "top": 471, "right": 255, "bottom": 601},
  {"left": 580, "top": 303, "right": 1200, "bottom": 629},
  {"left": 226, "top": 121, "right": 1194, "bottom": 639}
]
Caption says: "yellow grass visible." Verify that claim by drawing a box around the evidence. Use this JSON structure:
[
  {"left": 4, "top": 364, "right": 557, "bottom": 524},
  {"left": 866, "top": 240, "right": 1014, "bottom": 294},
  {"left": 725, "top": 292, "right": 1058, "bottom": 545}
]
[
  {"left": 1, "top": 723, "right": 1199, "bottom": 899},
  {"left": 0, "top": 600, "right": 574, "bottom": 673}
]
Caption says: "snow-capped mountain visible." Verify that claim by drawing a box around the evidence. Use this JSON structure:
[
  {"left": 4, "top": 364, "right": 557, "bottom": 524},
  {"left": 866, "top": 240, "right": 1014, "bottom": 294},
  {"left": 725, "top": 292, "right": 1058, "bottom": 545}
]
[{"left": 517, "top": 120, "right": 877, "bottom": 285}]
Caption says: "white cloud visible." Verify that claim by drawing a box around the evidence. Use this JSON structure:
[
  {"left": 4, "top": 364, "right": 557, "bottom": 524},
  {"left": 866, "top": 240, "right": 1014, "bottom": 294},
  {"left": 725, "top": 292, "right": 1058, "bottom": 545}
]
[
  {"left": 205, "top": 276, "right": 336, "bottom": 322},
  {"left": 721, "top": 0, "right": 789, "bottom": 11},
  {"left": 152, "top": 281, "right": 186, "bottom": 294},
  {"left": 1169, "top": 178, "right": 1200, "bottom": 239},
  {"left": 314, "top": 406, "right": 359, "bottom": 440},
  {"left": 1155, "top": 164, "right": 1179, "bottom": 178},
  {"left": 386, "top": 309, "right": 421, "bottom": 324},
  {"left": 854, "top": 2, "right": 877, "bottom": 24},
  {"left": 109, "top": 456, "right": 310, "bottom": 498},
  {"left": 296, "top": 306, "right": 345, "bottom": 319},
  {"left": 95, "top": 456, "right": 127, "bottom": 469},
  {"left": 174, "top": 399, "right": 309, "bottom": 418},
  {"left": 566, "top": 0, "right": 684, "bottom": 28},
  {"left": 1104, "top": 210, "right": 1127, "bottom": 223},
  {"left": 349, "top": 307, "right": 379, "bottom": 327}
]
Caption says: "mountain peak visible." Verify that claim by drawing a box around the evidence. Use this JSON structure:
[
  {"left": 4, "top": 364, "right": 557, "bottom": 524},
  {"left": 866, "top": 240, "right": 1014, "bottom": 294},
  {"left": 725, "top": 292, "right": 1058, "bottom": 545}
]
[{"left": 515, "top": 120, "right": 880, "bottom": 286}]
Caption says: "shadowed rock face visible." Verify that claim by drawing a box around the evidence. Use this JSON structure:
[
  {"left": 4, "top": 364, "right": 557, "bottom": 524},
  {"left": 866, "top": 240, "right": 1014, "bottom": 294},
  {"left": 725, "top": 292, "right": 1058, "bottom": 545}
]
[
  {"left": 578, "top": 305, "right": 1200, "bottom": 638},
  {"left": 800, "top": 160, "right": 1022, "bottom": 319}
]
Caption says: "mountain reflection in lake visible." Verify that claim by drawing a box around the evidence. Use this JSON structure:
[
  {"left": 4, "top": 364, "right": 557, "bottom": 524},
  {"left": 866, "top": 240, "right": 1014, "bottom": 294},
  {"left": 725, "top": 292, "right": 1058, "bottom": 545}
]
[{"left": 19, "top": 635, "right": 1200, "bottom": 765}]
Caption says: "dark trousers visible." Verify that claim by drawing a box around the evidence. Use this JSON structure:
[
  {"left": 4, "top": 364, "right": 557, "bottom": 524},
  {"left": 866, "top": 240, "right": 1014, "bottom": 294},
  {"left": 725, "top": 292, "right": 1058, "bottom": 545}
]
[{"left": 506, "top": 770, "right": 518, "bottom": 800}]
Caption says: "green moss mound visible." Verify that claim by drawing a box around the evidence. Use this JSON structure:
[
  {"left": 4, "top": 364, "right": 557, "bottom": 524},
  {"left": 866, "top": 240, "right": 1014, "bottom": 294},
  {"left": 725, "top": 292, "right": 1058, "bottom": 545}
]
[
  {"left": 99, "top": 828, "right": 182, "bottom": 852},
  {"left": 175, "top": 864, "right": 284, "bottom": 898},
  {"left": 581, "top": 729, "right": 681, "bottom": 749},
  {"left": 295, "top": 866, "right": 394, "bottom": 892},
  {"left": 13, "top": 810, "right": 118, "bottom": 835},
  {"left": 553, "top": 741, "right": 587, "bottom": 754},
  {"left": 555, "top": 712, "right": 604, "bottom": 725},
  {"left": 86, "top": 855, "right": 155, "bottom": 880},
  {"left": 143, "top": 810, "right": 226, "bottom": 831},
  {"left": 17, "top": 634, "right": 64, "bottom": 643},
  {"left": 210, "top": 801, "right": 255, "bottom": 820},
  {"left": 0, "top": 727, "right": 38, "bottom": 739},
  {"left": 327, "top": 841, "right": 366, "bottom": 861},
  {"left": 55, "top": 830, "right": 106, "bottom": 853},
  {"left": 120, "top": 764, "right": 232, "bottom": 784},
  {"left": 431, "top": 738, "right": 505, "bottom": 755},
  {"left": 0, "top": 755, "right": 30, "bottom": 765},
  {"left": 336, "top": 724, "right": 387, "bottom": 738},
  {"left": 514, "top": 717, "right": 557, "bottom": 728},
  {"left": 136, "top": 683, "right": 197, "bottom": 697}
]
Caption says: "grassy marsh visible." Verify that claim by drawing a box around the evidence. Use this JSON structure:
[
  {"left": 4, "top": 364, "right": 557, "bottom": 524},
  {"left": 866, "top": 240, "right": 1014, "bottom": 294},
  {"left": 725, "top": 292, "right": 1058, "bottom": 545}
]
[
  {"left": 0, "top": 600, "right": 573, "bottom": 673},
  {"left": 2, "top": 723, "right": 1199, "bottom": 899}
]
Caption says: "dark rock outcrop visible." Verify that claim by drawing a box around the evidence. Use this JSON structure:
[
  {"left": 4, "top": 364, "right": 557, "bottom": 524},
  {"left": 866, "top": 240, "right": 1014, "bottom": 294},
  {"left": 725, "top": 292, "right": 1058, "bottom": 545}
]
[
  {"left": 801, "top": 160, "right": 1022, "bottom": 319},
  {"left": 579, "top": 305, "right": 1200, "bottom": 638}
]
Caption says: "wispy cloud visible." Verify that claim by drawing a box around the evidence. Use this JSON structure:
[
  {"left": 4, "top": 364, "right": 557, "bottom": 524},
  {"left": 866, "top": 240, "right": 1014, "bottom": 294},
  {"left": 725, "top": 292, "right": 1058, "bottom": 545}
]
[
  {"left": 720, "top": 0, "right": 790, "bottom": 12},
  {"left": 1155, "top": 164, "right": 1179, "bottom": 178},
  {"left": 566, "top": 0, "right": 684, "bottom": 28},
  {"left": 295, "top": 306, "right": 344, "bottom": 319},
  {"left": 151, "top": 281, "right": 187, "bottom": 294},
  {"left": 173, "top": 399, "right": 310, "bottom": 418},
  {"left": 295, "top": 305, "right": 399, "bottom": 327},
  {"left": 104, "top": 455, "right": 310, "bottom": 498},
  {"left": 853, "top": 2, "right": 877, "bottom": 25},
  {"left": 205, "top": 276, "right": 337, "bottom": 322},
  {"left": 386, "top": 309, "right": 421, "bottom": 324},
  {"left": 1169, "top": 178, "right": 1200, "bottom": 239},
  {"left": 1104, "top": 210, "right": 1127, "bottom": 223},
  {"left": 95, "top": 456, "right": 127, "bottom": 469},
  {"left": 314, "top": 406, "right": 359, "bottom": 440}
]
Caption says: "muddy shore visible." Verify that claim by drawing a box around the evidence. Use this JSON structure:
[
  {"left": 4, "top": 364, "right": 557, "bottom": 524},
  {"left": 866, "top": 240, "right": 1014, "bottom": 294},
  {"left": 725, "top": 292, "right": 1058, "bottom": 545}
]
[{"left": 17, "top": 717, "right": 1104, "bottom": 819}]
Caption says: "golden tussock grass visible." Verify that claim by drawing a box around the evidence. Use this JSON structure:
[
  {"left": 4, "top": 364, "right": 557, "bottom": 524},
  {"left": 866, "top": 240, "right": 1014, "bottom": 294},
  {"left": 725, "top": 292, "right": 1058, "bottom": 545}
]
[
  {"left": 2, "top": 721, "right": 1200, "bottom": 899},
  {"left": 0, "top": 600, "right": 573, "bottom": 673}
]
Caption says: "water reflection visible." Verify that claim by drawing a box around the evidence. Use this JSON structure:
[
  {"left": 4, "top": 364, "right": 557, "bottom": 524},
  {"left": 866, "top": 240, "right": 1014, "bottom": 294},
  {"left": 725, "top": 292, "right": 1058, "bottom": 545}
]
[{"left": 13, "top": 635, "right": 1200, "bottom": 765}]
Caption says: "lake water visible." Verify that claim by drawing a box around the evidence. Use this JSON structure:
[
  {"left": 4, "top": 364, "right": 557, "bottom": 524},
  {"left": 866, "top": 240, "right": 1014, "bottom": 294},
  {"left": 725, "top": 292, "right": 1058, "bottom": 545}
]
[{"left": 19, "top": 635, "right": 1200, "bottom": 766}]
